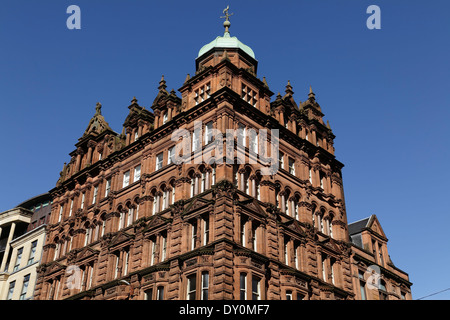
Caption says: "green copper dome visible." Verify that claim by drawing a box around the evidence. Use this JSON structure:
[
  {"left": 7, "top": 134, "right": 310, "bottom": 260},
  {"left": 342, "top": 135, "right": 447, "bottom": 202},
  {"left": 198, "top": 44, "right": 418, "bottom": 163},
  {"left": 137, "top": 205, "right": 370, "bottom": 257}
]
[
  {"left": 198, "top": 31, "right": 256, "bottom": 59},
  {"left": 198, "top": 7, "right": 255, "bottom": 59}
]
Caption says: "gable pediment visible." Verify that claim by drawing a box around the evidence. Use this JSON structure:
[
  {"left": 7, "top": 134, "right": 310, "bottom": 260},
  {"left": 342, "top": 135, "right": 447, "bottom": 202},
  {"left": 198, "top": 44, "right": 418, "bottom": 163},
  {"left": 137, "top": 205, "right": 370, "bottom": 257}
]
[
  {"left": 46, "top": 261, "right": 66, "bottom": 276},
  {"left": 286, "top": 220, "right": 308, "bottom": 236},
  {"left": 182, "top": 197, "right": 213, "bottom": 216},
  {"left": 238, "top": 198, "right": 267, "bottom": 217},
  {"left": 145, "top": 214, "right": 170, "bottom": 232},
  {"left": 76, "top": 246, "right": 99, "bottom": 263},
  {"left": 109, "top": 230, "right": 134, "bottom": 248},
  {"left": 367, "top": 215, "right": 387, "bottom": 239}
]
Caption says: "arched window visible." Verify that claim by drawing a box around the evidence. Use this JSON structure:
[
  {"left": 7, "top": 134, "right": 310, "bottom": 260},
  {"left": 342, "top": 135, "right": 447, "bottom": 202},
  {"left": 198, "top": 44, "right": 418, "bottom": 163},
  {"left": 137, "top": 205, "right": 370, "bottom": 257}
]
[
  {"left": 243, "top": 167, "right": 252, "bottom": 195},
  {"left": 188, "top": 170, "right": 196, "bottom": 197},
  {"left": 254, "top": 172, "right": 262, "bottom": 200},
  {"left": 161, "top": 185, "right": 169, "bottom": 211},
  {"left": 284, "top": 189, "right": 291, "bottom": 216},
  {"left": 311, "top": 203, "right": 317, "bottom": 227},
  {"left": 151, "top": 189, "right": 159, "bottom": 215}
]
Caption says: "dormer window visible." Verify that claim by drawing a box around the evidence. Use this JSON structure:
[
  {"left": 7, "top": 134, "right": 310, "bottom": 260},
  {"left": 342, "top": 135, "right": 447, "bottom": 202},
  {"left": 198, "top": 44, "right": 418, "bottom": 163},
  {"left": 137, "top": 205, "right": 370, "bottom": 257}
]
[{"left": 163, "top": 112, "right": 168, "bottom": 124}]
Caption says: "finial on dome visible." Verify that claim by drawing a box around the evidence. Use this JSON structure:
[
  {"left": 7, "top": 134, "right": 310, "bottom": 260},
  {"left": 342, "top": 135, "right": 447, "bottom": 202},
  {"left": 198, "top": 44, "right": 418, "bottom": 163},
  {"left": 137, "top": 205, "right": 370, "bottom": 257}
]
[{"left": 220, "top": 5, "right": 234, "bottom": 35}]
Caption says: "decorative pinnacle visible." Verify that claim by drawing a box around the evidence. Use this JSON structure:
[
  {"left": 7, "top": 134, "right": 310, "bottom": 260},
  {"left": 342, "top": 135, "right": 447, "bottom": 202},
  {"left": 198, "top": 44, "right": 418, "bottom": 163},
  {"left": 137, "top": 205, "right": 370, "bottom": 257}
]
[
  {"left": 158, "top": 75, "right": 167, "bottom": 91},
  {"left": 131, "top": 96, "right": 138, "bottom": 104},
  {"left": 95, "top": 102, "right": 102, "bottom": 115},
  {"left": 220, "top": 5, "right": 234, "bottom": 35},
  {"left": 285, "top": 80, "right": 294, "bottom": 96},
  {"left": 308, "top": 85, "right": 315, "bottom": 100}
]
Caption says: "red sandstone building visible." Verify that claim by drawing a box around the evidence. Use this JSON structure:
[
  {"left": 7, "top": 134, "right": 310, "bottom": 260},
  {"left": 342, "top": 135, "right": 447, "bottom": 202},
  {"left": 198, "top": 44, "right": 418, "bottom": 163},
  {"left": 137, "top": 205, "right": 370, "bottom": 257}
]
[{"left": 33, "top": 12, "right": 412, "bottom": 300}]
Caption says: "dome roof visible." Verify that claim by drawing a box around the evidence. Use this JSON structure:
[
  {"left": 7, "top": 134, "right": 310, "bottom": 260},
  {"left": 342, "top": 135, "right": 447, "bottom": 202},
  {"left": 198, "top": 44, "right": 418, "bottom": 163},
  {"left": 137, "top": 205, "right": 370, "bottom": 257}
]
[{"left": 198, "top": 31, "right": 255, "bottom": 59}]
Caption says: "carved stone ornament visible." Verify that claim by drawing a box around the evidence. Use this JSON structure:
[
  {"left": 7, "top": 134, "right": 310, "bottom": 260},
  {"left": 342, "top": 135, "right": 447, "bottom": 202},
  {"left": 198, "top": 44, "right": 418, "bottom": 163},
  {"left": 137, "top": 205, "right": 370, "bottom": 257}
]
[
  {"left": 170, "top": 199, "right": 185, "bottom": 215},
  {"left": 212, "top": 179, "right": 237, "bottom": 198}
]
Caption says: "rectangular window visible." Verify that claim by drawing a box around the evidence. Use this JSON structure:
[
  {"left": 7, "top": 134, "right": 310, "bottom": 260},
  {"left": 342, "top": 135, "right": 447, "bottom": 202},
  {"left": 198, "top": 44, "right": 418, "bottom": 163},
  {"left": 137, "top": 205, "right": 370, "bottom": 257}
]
[
  {"left": 144, "top": 289, "right": 153, "bottom": 300},
  {"left": 205, "top": 121, "right": 213, "bottom": 144},
  {"left": 27, "top": 240, "right": 38, "bottom": 265},
  {"left": 92, "top": 186, "right": 98, "bottom": 204},
  {"left": 69, "top": 199, "right": 74, "bottom": 217},
  {"left": 187, "top": 274, "right": 197, "bottom": 300},
  {"left": 168, "top": 146, "right": 175, "bottom": 165},
  {"left": 241, "top": 219, "right": 246, "bottom": 248},
  {"left": 191, "top": 221, "right": 197, "bottom": 250},
  {"left": 114, "top": 254, "right": 120, "bottom": 278},
  {"left": 201, "top": 272, "right": 209, "bottom": 300},
  {"left": 288, "top": 158, "right": 295, "bottom": 175},
  {"left": 157, "top": 286, "right": 164, "bottom": 300},
  {"left": 252, "top": 276, "right": 261, "bottom": 300},
  {"left": 161, "top": 235, "right": 167, "bottom": 261},
  {"left": 252, "top": 225, "right": 258, "bottom": 252},
  {"left": 105, "top": 178, "right": 111, "bottom": 197},
  {"left": 203, "top": 217, "right": 209, "bottom": 246},
  {"left": 7, "top": 281, "right": 15, "bottom": 300},
  {"left": 286, "top": 290, "right": 292, "bottom": 300},
  {"left": 360, "top": 280, "right": 367, "bottom": 300},
  {"left": 240, "top": 273, "right": 247, "bottom": 300},
  {"left": 237, "top": 123, "right": 246, "bottom": 147},
  {"left": 279, "top": 152, "right": 284, "bottom": 169},
  {"left": 192, "top": 129, "right": 200, "bottom": 152},
  {"left": 378, "top": 243, "right": 384, "bottom": 265},
  {"left": 58, "top": 205, "right": 64, "bottom": 222},
  {"left": 14, "top": 247, "right": 23, "bottom": 272},
  {"left": 81, "top": 192, "right": 85, "bottom": 209},
  {"left": 123, "top": 251, "right": 129, "bottom": 276},
  {"left": 150, "top": 241, "right": 156, "bottom": 266},
  {"left": 145, "top": 288, "right": 153, "bottom": 300},
  {"left": 123, "top": 171, "right": 130, "bottom": 188},
  {"left": 284, "top": 241, "right": 289, "bottom": 265},
  {"left": 249, "top": 130, "right": 258, "bottom": 153},
  {"left": 156, "top": 153, "right": 164, "bottom": 170},
  {"left": 134, "top": 165, "right": 141, "bottom": 182}
]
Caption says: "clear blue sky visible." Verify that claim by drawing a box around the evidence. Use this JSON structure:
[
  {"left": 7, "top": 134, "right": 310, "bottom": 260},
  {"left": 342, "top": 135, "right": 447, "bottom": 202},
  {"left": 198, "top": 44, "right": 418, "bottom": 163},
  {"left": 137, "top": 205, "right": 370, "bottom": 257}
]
[{"left": 1, "top": 0, "right": 449, "bottom": 300}]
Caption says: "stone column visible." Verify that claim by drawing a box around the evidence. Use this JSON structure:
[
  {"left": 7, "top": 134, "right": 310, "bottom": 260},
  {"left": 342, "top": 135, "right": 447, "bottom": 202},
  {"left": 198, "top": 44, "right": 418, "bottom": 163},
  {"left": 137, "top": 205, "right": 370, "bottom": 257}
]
[{"left": 0, "top": 222, "right": 16, "bottom": 272}]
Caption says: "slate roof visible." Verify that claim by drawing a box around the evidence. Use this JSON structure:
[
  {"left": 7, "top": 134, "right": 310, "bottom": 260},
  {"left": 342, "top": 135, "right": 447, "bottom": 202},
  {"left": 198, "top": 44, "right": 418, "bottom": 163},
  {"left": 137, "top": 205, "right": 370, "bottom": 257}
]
[{"left": 348, "top": 216, "right": 371, "bottom": 236}]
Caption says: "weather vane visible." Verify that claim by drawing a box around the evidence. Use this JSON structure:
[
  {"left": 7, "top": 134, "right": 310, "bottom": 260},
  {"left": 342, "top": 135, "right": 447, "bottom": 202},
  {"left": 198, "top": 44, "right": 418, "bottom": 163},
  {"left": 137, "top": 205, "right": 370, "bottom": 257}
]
[
  {"left": 220, "top": 5, "right": 233, "bottom": 34},
  {"left": 221, "top": 5, "right": 234, "bottom": 21}
]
